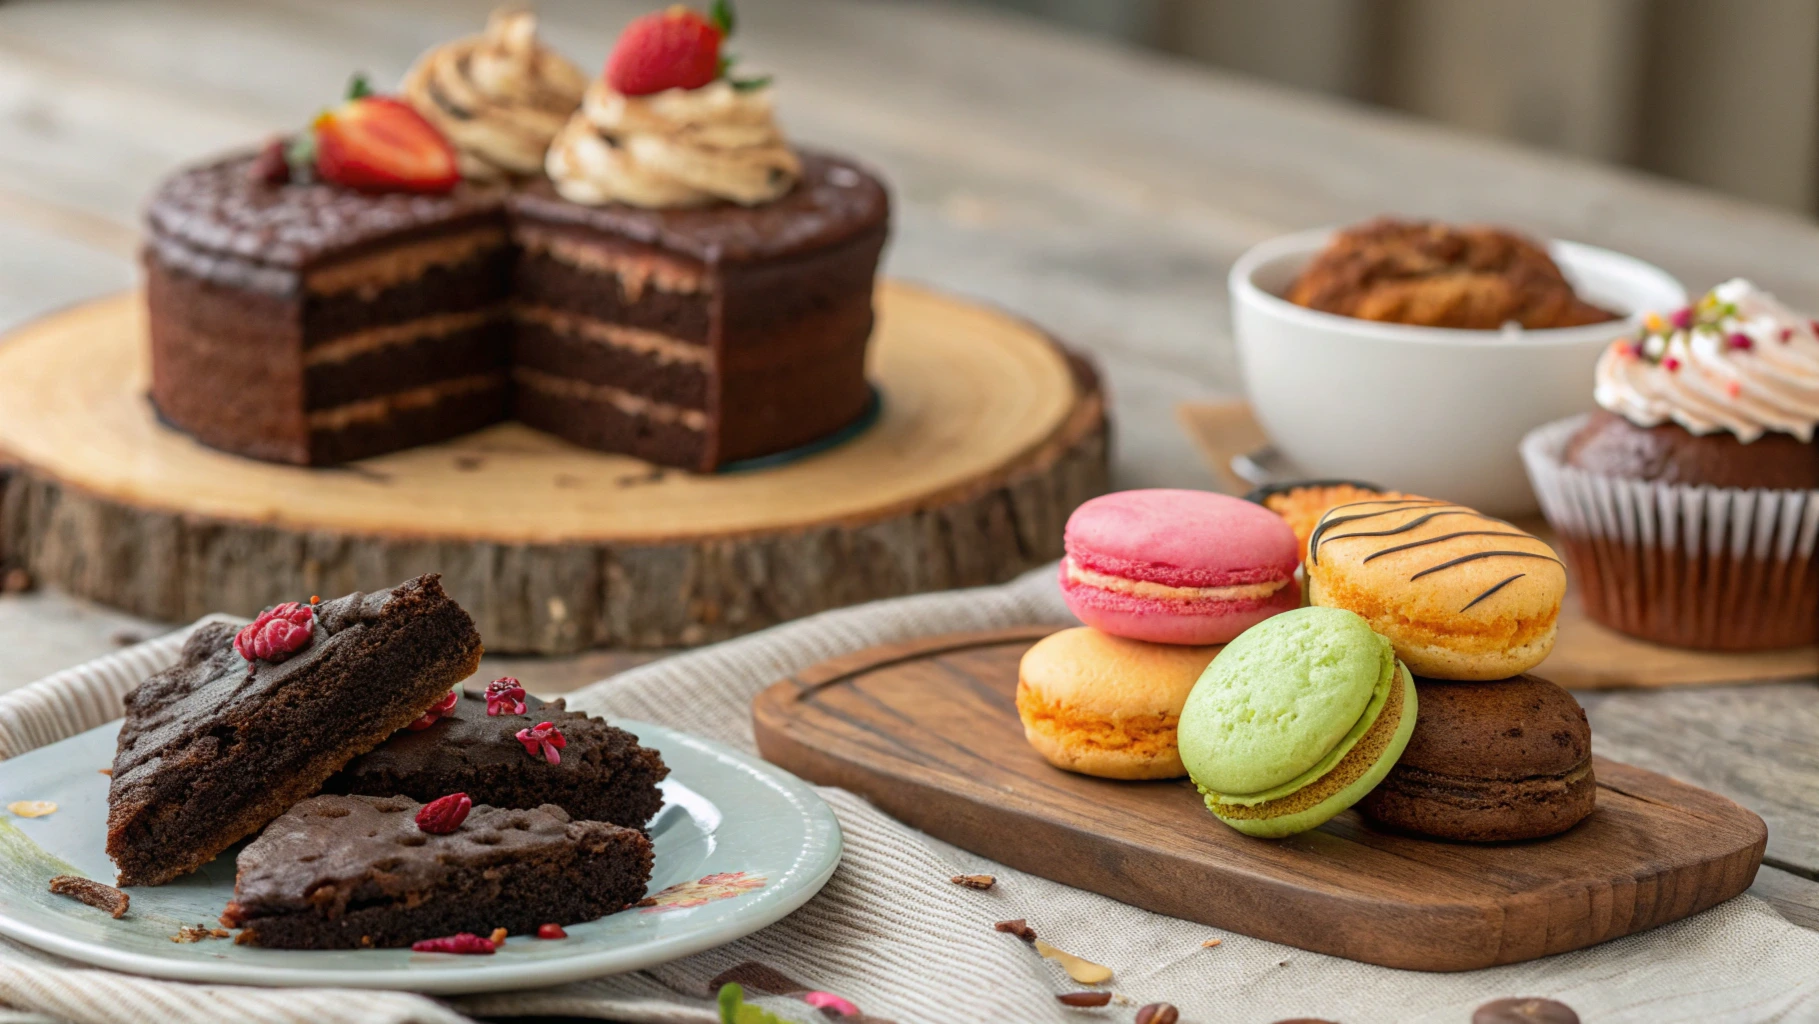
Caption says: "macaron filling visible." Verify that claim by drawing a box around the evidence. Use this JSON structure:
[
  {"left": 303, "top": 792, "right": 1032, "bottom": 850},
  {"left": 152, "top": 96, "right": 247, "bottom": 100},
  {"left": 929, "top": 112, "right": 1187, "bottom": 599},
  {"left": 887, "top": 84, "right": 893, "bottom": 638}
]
[{"left": 1062, "top": 559, "right": 1293, "bottom": 605}]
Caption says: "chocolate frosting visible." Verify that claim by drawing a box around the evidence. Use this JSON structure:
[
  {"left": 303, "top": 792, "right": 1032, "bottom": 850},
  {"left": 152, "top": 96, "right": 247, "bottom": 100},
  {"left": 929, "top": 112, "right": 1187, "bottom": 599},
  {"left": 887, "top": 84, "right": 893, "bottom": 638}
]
[
  {"left": 511, "top": 151, "right": 888, "bottom": 264},
  {"left": 144, "top": 151, "right": 508, "bottom": 292},
  {"left": 111, "top": 582, "right": 404, "bottom": 799},
  {"left": 227, "top": 794, "right": 613, "bottom": 917},
  {"left": 332, "top": 691, "right": 658, "bottom": 785}
]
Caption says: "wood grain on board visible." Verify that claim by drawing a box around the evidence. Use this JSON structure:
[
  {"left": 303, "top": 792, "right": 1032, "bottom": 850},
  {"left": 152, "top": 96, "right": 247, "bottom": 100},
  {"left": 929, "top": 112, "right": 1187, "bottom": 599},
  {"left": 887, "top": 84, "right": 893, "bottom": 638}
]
[
  {"left": 753, "top": 627, "right": 1768, "bottom": 972},
  {"left": 1179, "top": 399, "right": 1819, "bottom": 689},
  {"left": 0, "top": 284, "right": 1108, "bottom": 654}
]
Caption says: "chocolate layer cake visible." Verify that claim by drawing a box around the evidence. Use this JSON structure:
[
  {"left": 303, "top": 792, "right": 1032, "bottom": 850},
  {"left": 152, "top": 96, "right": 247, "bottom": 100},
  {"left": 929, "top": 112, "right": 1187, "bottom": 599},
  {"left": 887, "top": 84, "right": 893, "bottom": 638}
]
[
  {"left": 326, "top": 692, "right": 668, "bottom": 829},
  {"left": 221, "top": 795, "right": 652, "bottom": 949},
  {"left": 107, "top": 575, "right": 483, "bottom": 886},
  {"left": 145, "top": 150, "right": 888, "bottom": 471}
]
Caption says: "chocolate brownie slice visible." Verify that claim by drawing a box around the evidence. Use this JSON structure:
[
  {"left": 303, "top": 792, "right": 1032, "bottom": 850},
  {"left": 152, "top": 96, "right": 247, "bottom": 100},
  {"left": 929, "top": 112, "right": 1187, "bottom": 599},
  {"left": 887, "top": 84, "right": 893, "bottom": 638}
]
[
  {"left": 221, "top": 794, "right": 653, "bottom": 949},
  {"left": 107, "top": 575, "right": 483, "bottom": 886},
  {"left": 326, "top": 691, "right": 667, "bottom": 829}
]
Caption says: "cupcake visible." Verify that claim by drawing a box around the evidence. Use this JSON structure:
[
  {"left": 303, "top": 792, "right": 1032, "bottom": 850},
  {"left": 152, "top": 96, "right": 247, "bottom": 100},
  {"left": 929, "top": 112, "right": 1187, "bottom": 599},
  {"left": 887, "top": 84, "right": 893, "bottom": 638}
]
[{"left": 1522, "top": 279, "right": 1819, "bottom": 650}]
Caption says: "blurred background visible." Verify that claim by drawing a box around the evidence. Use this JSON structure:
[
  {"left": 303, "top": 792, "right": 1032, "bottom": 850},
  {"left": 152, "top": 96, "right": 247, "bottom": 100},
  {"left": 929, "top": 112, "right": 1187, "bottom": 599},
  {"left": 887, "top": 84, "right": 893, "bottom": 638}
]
[{"left": 968, "top": 0, "right": 1819, "bottom": 216}]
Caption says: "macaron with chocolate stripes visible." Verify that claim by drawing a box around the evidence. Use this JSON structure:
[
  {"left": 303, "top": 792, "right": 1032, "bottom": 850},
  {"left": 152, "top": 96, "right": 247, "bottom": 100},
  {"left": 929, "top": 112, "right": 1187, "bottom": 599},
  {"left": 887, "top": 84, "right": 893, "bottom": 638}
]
[
  {"left": 1360, "top": 674, "right": 1595, "bottom": 842},
  {"left": 1305, "top": 497, "right": 1566, "bottom": 680}
]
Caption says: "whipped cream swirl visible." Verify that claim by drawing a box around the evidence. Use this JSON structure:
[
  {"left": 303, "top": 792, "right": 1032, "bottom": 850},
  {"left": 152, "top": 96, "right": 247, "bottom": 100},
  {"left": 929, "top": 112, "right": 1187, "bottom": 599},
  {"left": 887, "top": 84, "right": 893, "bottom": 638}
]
[
  {"left": 545, "top": 78, "right": 800, "bottom": 208},
  {"left": 1595, "top": 278, "right": 1819, "bottom": 443},
  {"left": 402, "top": 9, "right": 586, "bottom": 181}
]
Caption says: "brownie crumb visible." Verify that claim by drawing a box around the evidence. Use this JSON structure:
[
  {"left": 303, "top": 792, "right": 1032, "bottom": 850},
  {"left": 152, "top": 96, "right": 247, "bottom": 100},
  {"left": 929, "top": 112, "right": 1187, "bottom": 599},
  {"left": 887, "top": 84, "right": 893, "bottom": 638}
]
[
  {"left": 49, "top": 876, "right": 129, "bottom": 918},
  {"left": 171, "top": 924, "right": 231, "bottom": 943}
]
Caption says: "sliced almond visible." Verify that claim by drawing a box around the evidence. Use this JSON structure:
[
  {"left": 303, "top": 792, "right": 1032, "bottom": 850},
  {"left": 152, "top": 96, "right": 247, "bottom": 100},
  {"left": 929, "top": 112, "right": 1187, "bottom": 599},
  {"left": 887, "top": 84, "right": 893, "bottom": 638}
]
[
  {"left": 1034, "top": 937, "right": 1113, "bottom": 984},
  {"left": 7, "top": 801, "right": 57, "bottom": 818}
]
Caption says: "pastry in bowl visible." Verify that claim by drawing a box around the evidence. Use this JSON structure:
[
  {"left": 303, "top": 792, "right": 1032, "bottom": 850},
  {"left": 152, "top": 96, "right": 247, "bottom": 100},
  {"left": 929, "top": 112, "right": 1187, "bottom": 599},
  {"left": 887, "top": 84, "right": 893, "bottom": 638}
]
[
  {"left": 1286, "top": 217, "right": 1616, "bottom": 330},
  {"left": 1523, "top": 278, "right": 1819, "bottom": 650}
]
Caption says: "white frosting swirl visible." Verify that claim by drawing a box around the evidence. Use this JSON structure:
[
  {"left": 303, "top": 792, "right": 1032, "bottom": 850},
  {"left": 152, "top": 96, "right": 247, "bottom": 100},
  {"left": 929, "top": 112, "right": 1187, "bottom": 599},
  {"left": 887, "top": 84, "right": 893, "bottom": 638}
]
[
  {"left": 1594, "top": 278, "right": 1819, "bottom": 442},
  {"left": 545, "top": 78, "right": 800, "bottom": 208},
  {"left": 402, "top": 9, "right": 586, "bottom": 181}
]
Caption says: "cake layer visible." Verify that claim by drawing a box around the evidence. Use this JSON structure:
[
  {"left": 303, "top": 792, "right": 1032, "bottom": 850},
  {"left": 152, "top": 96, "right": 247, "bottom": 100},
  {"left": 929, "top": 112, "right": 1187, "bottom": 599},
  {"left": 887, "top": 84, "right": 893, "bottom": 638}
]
[
  {"left": 308, "top": 375, "right": 509, "bottom": 465},
  {"left": 513, "top": 369, "right": 707, "bottom": 469},
  {"left": 304, "top": 313, "right": 509, "bottom": 410},
  {"left": 513, "top": 232, "right": 712, "bottom": 344},
  {"left": 513, "top": 309, "right": 709, "bottom": 410},
  {"left": 305, "top": 240, "right": 513, "bottom": 344}
]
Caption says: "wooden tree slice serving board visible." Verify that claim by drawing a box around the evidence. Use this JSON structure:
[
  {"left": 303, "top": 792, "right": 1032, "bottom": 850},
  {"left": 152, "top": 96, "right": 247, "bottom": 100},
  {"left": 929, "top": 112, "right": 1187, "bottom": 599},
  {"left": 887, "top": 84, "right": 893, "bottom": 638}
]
[
  {"left": 0, "top": 284, "right": 1107, "bottom": 654},
  {"left": 753, "top": 627, "right": 1768, "bottom": 972}
]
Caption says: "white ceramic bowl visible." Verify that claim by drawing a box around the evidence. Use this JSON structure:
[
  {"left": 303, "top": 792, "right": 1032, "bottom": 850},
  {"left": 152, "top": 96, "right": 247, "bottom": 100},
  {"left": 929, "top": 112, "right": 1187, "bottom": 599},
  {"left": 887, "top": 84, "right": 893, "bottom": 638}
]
[{"left": 1229, "top": 228, "right": 1686, "bottom": 516}]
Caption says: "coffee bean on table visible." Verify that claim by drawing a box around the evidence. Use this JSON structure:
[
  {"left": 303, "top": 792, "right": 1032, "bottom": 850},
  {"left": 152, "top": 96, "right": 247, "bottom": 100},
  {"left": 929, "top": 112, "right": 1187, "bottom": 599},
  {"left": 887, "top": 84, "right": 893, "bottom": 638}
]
[{"left": 1474, "top": 997, "right": 1581, "bottom": 1024}]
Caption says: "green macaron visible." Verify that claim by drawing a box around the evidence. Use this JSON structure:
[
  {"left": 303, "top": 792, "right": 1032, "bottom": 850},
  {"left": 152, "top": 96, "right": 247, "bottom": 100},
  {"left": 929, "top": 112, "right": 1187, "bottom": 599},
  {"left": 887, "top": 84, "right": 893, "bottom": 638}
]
[{"left": 1178, "top": 606, "right": 1417, "bottom": 838}]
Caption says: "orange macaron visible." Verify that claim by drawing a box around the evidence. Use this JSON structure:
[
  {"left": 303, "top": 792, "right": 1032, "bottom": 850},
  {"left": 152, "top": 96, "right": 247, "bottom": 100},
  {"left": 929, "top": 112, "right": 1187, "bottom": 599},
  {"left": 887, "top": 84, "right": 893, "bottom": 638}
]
[{"left": 1015, "top": 627, "right": 1222, "bottom": 780}]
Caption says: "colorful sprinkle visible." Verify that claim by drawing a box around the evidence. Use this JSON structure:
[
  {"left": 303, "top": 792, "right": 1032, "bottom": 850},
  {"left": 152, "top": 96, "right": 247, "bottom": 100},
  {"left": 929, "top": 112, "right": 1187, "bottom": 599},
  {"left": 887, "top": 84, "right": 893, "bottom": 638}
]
[
  {"left": 536, "top": 923, "right": 567, "bottom": 939},
  {"left": 1726, "top": 380, "right": 1742, "bottom": 398},
  {"left": 1669, "top": 306, "right": 1694, "bottom": 329},
  {"left": 1728, "top": 332, "right": 1753, "bottom": 351},
  {"left": 1662, "top": 356, "right": 1682, "bottom": 371},
  {"left": 1644, "top": 312, "right": 1666, "bottom": 333}
]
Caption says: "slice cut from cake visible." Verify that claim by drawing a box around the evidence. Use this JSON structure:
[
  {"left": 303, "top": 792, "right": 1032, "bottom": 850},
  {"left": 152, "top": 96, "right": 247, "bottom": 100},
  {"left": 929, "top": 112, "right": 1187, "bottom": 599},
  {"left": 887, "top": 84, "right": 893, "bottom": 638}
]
[
  {"left": 325, "top": 687, "right": 668, "bottom": 829},
  {"left": 220, "top": 794, "right": 653, "bottom": 949},
  {"left": 145, "top": 155, "right": 515, "bottom": 465},
  {"left": 106, "top": 574, "right": 483, "bottom": 886}
]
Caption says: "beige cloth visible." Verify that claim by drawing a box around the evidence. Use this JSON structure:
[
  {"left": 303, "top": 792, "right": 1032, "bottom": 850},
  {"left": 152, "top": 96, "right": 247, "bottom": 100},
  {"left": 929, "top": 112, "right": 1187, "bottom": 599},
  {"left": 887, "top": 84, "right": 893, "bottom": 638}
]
[{"left": 0, "top": 567, "right": 1816, "bottom": 1024}]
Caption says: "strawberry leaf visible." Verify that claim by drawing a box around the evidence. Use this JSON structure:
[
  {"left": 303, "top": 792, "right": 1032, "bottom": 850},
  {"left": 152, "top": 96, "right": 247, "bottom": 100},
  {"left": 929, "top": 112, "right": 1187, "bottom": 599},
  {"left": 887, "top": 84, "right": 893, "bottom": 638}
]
[
  {"left": 710, "top": 0, "right": 736, "bottom": 37},
  {"left": 729, "top": 74, "right": 772, "bottom": 93},
  {"left": 284, "top": 132, "right": 318, "bottom": 182},
  {"left": 346, "top": 73, "right": 373, "bottom": 101}
]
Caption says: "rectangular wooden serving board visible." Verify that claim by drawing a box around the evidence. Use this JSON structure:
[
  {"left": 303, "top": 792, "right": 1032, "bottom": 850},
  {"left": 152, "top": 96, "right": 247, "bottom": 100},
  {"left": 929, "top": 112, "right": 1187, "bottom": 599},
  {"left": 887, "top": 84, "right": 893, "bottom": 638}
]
[{"left": 752, "top": 627, "right": 1768, "bottom": 972}]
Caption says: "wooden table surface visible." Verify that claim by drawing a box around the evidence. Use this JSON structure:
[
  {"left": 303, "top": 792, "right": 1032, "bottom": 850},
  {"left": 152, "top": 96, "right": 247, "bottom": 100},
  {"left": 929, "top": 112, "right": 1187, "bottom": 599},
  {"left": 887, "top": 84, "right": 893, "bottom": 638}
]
[{"left": 0, "top": 0, "right": 1814, "bottom": 937}]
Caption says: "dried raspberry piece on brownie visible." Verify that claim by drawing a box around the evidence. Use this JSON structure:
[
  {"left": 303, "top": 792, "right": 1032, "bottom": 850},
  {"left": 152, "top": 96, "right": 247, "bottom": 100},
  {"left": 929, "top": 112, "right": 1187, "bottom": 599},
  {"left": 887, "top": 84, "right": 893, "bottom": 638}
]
[
  {"left": 106, "top": 575, "right": 483, "bottom": 886},
  {"left": 221, "top": 795, "right": 651, "bottom": 949}
]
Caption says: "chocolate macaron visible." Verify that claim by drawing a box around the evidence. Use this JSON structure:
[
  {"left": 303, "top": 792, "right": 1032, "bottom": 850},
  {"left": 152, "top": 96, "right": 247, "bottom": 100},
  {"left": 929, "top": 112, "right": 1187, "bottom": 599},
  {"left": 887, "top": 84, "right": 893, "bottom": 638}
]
[{"left": 1360, "top": 674, "right": 1594, "bottom": 842}]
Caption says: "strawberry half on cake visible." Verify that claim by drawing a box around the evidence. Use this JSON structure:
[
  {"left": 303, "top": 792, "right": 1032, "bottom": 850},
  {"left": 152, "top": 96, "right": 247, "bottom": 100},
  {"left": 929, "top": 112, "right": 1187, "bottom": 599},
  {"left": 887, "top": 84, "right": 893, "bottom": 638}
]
[{"left": 1059, "top": 490, "right": 1303, "bottom": 645}]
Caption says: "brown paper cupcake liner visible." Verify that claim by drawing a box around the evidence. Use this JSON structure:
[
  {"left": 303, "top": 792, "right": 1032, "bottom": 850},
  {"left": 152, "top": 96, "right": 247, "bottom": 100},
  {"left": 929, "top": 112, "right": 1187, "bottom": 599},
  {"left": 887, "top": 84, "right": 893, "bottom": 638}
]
[{"left": 1522, "top": 414, "right": 1819, "bottom": 651}]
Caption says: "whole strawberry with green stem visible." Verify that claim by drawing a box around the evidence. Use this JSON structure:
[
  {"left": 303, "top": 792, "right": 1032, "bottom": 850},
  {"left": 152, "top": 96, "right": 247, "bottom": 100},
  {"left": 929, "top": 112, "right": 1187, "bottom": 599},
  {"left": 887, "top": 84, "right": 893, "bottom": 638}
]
[{"left": 604, "top": 0, "right": 772, "bottom": 97}]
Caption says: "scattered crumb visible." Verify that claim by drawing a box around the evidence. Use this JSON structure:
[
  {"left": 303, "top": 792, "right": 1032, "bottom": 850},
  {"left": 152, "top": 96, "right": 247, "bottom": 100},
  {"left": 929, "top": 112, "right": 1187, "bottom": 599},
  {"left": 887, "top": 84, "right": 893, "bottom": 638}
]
[
  {"left": 49, "top": 876, "right": 129, "bottom": 919},
  {"left": 950, "top": 874, "right": 995, "bottom": 890},
  {"left": 489, "top": 927, "right": 508, "bottom": 945},
  {"left": 993, "top": 918, "right": 1036, "bottom": 942},
  {"left": 98, "top": 768, "right": 113, "bottom": 776},
  {"left": 454, "top": 456, "right": 485, "bottom": 471},
  {"left": 1202, "top": 938, "right": 1222, "bottom": 948},
  {"left": 170, "top": 925, "right": 231, "bottom": 943},
  {"left": 7, "top": 801, "right": 57, "bottom": 818},
  {"left": 635, "top": 897, "right": 657, "bottom": 907},
  {"left": 110, "top": 630, "right": 146, "bottom": 647}
]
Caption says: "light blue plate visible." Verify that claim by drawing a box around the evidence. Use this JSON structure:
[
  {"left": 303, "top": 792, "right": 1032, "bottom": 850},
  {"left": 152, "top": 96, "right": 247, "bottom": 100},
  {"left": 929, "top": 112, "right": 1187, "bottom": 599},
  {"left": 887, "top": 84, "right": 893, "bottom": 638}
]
[{"left": 0, "top": 719, "right": 840, "bottom": 993}]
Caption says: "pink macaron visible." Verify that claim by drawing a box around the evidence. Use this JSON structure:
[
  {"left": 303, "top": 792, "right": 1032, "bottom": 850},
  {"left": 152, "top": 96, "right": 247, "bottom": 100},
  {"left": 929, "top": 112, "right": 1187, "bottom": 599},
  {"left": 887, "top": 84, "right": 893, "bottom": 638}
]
[{"left": 1059, "top": 489, "right": 1301, "bottom": 645}]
